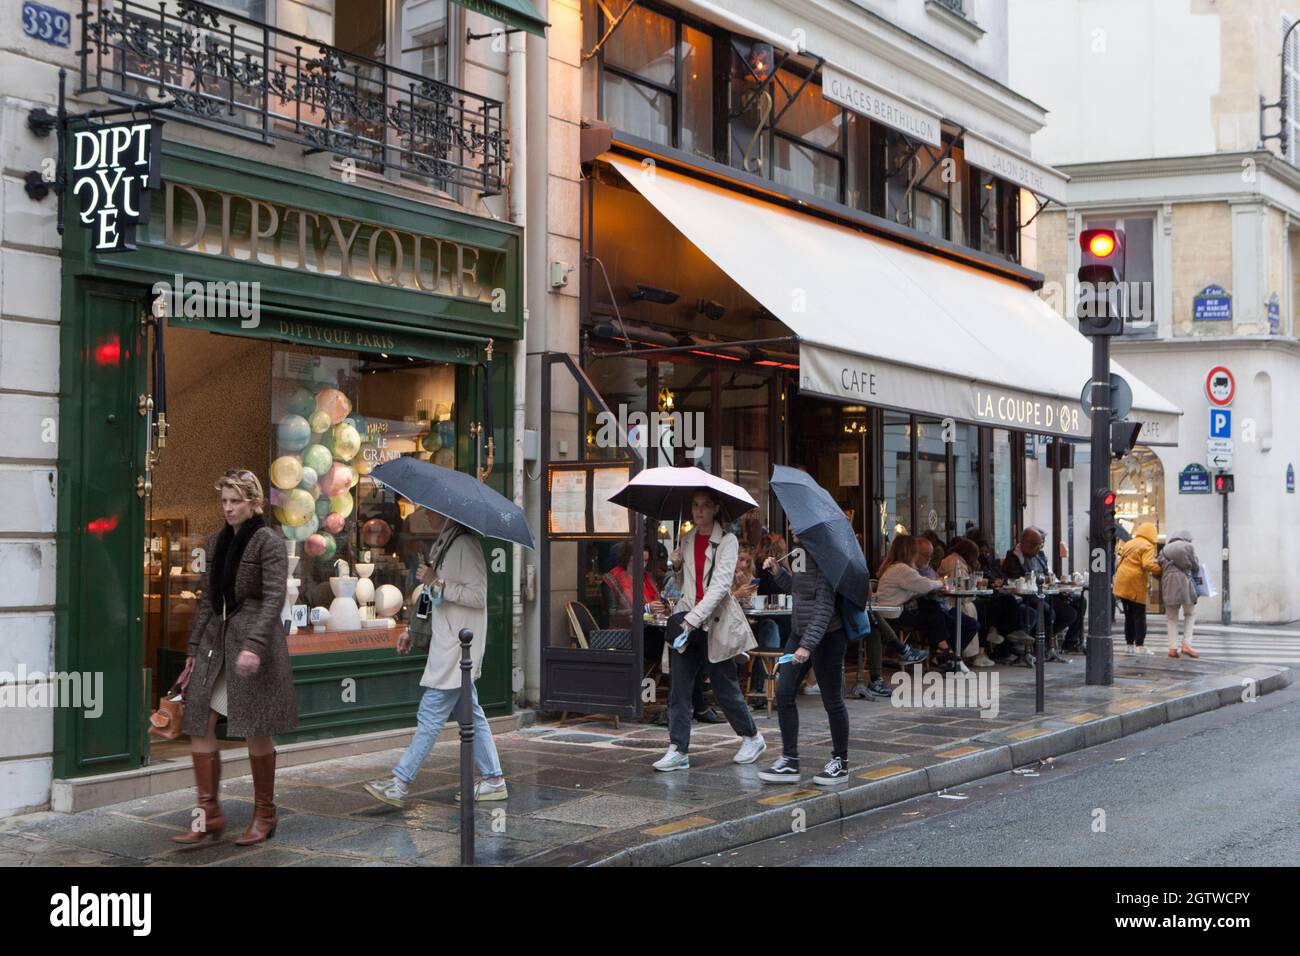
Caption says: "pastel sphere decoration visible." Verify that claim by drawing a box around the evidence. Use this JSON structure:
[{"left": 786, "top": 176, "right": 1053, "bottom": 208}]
[
  {"left": 315, "top": 388, "right": 352, "bottom": 425},
  {"left": 279, "top": 488, "right": 315, "bottom": 527},
  {"left": 277, "top": 414, "right": 312, "bottom": 453},
  {"left": 323, "top": 511, "right": 346, "bottom": 534},
  {"left": 333, "top": 422, "right": 361, "bottom": 461},
  {"left": 374, "top": 584, "right": 403, "bottom": 618},
  {"left": 298, "top": 466, "right": 318, "bottom": 491},
  {"left": 304, "top": 533, "right": 328, "bottom": 558},
  {"left": 355, "top": 451, "right": 375, "bottom": 476},
  {"left": 285, "top": 515, "right": 319, "bottom": 541},
  {"left": 286, "top": 387, "right": 316, "bottom": 419},
  {"left": 316, "top": 532, "right": 338, "bottom": 562},
  {"left": 315, "top": 497, "right": 332, "bottom": 519},
  {"left": 361, "top": 518, "right": 392, "bottom": 548},
  {"left": 308, "top": 410, "right": 332, "bottom": 435},
  {"left": 318, "top": 462, "right": 354, "bottom": 497},
  {"left": 329, "top": 492, "right": 354, "bottom": 519},
  {"left": 348, "top": 470, "right": 360, "bottom": 489},
  {"left": 302, "top": 444, "right": 333, "bottom": 476},
  {"left": 421, "top": 429, "right": 442, "bottom": 453},
  {"left": 270, "top": 455, "right": 303, "bottom": 490}
]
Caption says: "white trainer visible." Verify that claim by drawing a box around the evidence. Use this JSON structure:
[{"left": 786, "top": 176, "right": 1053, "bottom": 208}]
[
  {"left": 971, "top": 653, "right": 995, "bottom": 668},
  {"left": 653, "top": 746, "right": 690, "bottom": 772},
  {"left": 734, "top": 734, "right": 767, "bottom": 764}
]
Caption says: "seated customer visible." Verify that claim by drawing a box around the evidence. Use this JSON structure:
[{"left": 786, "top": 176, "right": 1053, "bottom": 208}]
[
  {"left": 938, "top": 538, "right": 994, "bottom": 668},
  {"left": 913, "top": 537, "right": 981, "bottom": 662},
  {"left": 603, "top": 541, "right": 670, "bottom": 627},
  {"left": 876, "top": 535, "right": 950, "bottom": 656},
  {"left": 1002, "top": 527, "right": 1083, "bottom": 649}
]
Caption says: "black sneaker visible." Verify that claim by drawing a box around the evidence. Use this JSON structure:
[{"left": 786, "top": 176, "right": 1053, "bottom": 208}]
[
  {"left": 757, "top": 755, "right": 801, "bottom": 783},
  {"left": 814, "top": 757, "right": 849, "bottom": 786},
  {"left": 899, "top": 645, "right": 929, "bottom": 665},
  {"left": 693, "top": 707, "right": 724, "bottom": 724},
  {"left": 866, "top": 677, "right": 893, "bottom": 698}
]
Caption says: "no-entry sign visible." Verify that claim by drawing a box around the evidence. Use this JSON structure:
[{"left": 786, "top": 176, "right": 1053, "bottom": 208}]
[{"left": 1205, "top": 366, "right": 1235, "bottom": 406}]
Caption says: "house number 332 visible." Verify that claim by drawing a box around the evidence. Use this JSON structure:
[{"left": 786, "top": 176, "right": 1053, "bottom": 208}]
[{"left": 22, "top": 3, "right": 71, "bottom": 47}]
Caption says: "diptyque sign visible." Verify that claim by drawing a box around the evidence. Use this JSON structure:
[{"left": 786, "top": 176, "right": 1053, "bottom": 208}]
[{"left": 71, "top": 120, "right": 162, "bottom": 252}]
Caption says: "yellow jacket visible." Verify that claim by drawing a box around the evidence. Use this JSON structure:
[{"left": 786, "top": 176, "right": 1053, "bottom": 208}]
[{"left": 1113, "top": 522, "right": 1162, "bottom": 604}]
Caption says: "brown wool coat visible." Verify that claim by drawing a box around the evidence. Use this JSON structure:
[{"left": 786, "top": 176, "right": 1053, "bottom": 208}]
[{"left": 182, "top": 525, "right": 299, "bottom": 738}]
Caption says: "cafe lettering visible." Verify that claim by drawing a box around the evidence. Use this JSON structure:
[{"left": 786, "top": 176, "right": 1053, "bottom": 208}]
[{"left": 71, "top": 119, "right": 161, "bottom": 252}]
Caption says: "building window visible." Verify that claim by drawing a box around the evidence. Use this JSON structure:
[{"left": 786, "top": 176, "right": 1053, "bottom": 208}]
[
  {"left": 399, "top": 0, "right": 452, "bottom": 84},
  {"left": 1286, "top": 15, "right": 1300, "bottom": 165},
  {"left": 970, "top": 168, "right": 1019, "bottom": 260},
  {"left": 599, "top": 1, "right": 715, "bottom": 157},
  {"left": 1084, "top": 214, "right": 1156, "bottom": 335},
  {"left": 208, "top": 0, "right": 267, "bottom": 20}
]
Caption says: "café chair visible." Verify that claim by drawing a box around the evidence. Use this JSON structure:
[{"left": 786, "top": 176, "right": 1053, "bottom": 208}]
[{"left": 561, "top": 600, "right": 627, "bottom": 729}]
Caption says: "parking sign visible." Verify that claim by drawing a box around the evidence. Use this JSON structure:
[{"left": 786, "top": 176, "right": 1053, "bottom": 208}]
[{"left": 1210, "top": 408, "right": 1232, "bottom": 438}]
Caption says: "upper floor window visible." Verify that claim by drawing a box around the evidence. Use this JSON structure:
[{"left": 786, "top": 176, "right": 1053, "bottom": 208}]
[
  {"left": 335, "top": 0, "right": 454, "bottom": 84},
  {"left": 884, "top": 136, "right": 962, "bottom": 242},
  {"left": 599, "top": 1, "right": 714, "bottom": 157},
  {"left": 208, "top": 0, "right": 265, "bottom": 19},
  {"left": 969, "top": 169, "right": 1018, "bottom": 261},
  {"left": 1285, "top": 14, "right": 1300, "bottom": 165}
]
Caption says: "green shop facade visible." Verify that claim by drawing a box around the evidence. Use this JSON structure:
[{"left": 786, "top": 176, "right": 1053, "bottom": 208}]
[{"left": 55, "top": 140, "right": 521, "bottom": 779}]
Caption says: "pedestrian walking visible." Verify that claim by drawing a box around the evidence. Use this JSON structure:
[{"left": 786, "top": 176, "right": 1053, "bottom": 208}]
[
  {"left": 1159, "top": 530, "right": 1201, "bottom": 659},
  {"left": 173, "top": 469, "right": 299, "bottom": 847},
  {"left": 653, "top": 489, "right": 766, "bottom": 771},
  {"left": 1113, "top": 521, "right": 1162, "bottom": 654},
  {"left": 364, "top": 513, "right": 509, "bottom": 807},
  {"left": 758, "top": 548, "right": 852, "bottom": 785}
]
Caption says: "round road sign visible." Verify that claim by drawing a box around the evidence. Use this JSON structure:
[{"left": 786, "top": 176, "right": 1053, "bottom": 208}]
[{"left": 1206, "top": 366, "right": 1235, "bottom": 406}]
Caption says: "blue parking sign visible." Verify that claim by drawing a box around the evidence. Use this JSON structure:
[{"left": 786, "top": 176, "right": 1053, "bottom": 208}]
[{"left": 1209, "top": 408, "right": 1232, "bottom": 438}]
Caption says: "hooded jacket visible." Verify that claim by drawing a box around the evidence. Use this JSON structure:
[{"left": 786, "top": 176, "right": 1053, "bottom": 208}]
[
  {"left": 1113, "top": 521, "right": 1162, "bottom": 604},
  {"left": 771, "top": 550, "right": 842, "bottom": 652},
  {"left": 1159, "top": 530, "right": 1200, "bottom": 608}
]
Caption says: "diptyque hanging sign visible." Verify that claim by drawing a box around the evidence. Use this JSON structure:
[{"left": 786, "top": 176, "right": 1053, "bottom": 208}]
[{"left": 71, "top": 119, "right": 162, "bottom": 252}]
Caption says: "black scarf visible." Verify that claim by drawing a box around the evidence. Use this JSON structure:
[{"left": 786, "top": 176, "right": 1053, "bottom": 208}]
[{"left": 209, "top": 514, "right": 264, "bottom": 615}]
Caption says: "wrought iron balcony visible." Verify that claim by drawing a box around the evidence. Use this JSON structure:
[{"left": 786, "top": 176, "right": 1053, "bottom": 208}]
[
  {"left": 932, "top": 0, "right": 968, "bottom": 16},
  {"left": 78, "top": 0, "right": 507, "bottom": 194}
]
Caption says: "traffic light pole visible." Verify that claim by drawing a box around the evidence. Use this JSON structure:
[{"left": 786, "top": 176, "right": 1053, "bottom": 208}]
[
  {"left": 1086, "top": 335, "right": 1114, "bottom": 685},
  {"left": 1221, "top": 490, "right": 1231, "bottom": 625}
]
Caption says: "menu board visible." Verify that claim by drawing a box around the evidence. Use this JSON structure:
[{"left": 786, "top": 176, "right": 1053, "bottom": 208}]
[
  {"left": 546, "top": 462, "right": 637, "bottom": 539},
  {"left": 549, "top": 470, "right": 588, "bottom": 535},
  {"left": 592, "top": 467, "right": 630, "bottom": 534}
]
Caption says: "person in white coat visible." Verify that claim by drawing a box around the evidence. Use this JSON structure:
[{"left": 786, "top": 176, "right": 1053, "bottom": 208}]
[
  {"left": 364, "top": 513, "right": 507, "bottom": 807},
  {"left": 653, "top": 489, "right": 766, "bottom": 772}
]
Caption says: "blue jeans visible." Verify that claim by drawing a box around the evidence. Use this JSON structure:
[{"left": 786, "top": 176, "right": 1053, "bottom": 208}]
[{"left": 393, "top": 683, "right": 503, "bottom": 786}]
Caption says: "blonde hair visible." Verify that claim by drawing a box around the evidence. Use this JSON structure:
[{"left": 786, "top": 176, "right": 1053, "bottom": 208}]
[{"left": 215, "top": 469, "right": 265, "bottom": 515}]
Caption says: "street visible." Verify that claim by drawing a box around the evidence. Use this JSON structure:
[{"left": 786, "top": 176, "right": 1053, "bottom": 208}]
[{"left": 683, "top": 681, "right": 1299, "bottom": 867}]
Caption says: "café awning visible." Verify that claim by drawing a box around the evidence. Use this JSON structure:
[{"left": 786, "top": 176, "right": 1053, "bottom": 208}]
[
  {"left": 453, "top": 0, "right": 548, "bottom": 37},
  {"left": 605, "top": 154, "right": 1180, "bottom": 445}
]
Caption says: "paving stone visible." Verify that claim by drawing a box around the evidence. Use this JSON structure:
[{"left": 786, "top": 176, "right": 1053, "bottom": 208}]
[
  {"left": 321, "top": 824, "right": 460, "bottom": 862},
  {"left": 19, "top": 814, "right": 181, "bottom": 861},
  {"left": 274, "top": 786, "right": 387, "bottom": 816},
  {"left": 509, "top": 767, "right": 632, "bottom": 791},
  {"left": 287, "top": 854, "right": 375, "bottom": 866},
  {"left": 266, "top": 813, "right": 377, "bottom": 848},
  {"left": 157, "top": 840, "right": 260, "bottom": 866},
  {"left": 150, "top": 799, "right": 255, "bottom": 832},
  {"left": 604, "top": 775, "right": 752, "bottom": 806},
  {"left": 414, "top": 780, "right": 588, "bottom": 815},
  {"left": 211, "top": 848, "right": 314, "bottom": 867},
  {"left": 531, "top": 794, "right": 682, "bottom": 829}
]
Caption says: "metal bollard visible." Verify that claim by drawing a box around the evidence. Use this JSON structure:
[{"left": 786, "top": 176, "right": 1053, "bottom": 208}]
[
  {"left": 458, "top": 627, "right": 474, "bottom": 866},
  {"left": 1034, "top": 588, "right": 1046, "bottom": 715}
]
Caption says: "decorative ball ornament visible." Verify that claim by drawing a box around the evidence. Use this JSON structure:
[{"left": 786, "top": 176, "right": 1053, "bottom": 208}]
[
  {"left": 270, "top": 455, "right": 303, "bottom": 490},
  {"left": 421, "top": 429, "right": 441, "bottom": 453},
  {"left": 323, "top": 511, "right": 346, "bottom": 534},
  {"left": 308, "top": 410, "right": 332, "bottom": 435},
  {"left": 315, "top": 497, "right": 332, "bottom": 519},
  {"left": 302, "top": 444, "right": 333, "bottom": 476},
  {"left": 277, "top": 414, "right": 312, "bottom": 452},
  {"left": 298, "top": 466, "right": 319, "bottom": 491},
  {"left": 304, "top": 533, "right": 328, "bottom": 557},
  {"left": 355, "top": 451, "right": 375, "bottom": 476},
  {"left": 332, "top": 422, "right": 362, "bottom": 461},
  {"left": 329, "top": 492, "right": 354, "bottom": 518},
  {"left": 286, "top": 388, "right": 316, "bottom": 419},
  {"left": 284, "top": 515, "right": 319, "bottom": 541},
  {"left": 318, "top": 462, "right": 354, "bottom": 497},
  {"left": 315, "top": 388, "right": 352, "bottom": 425},
  {"left": 361, "top": 518, "right": 392, "bottom": 548},
  {"left": 355, "top": 577, "right": 375, "bottom": 605},
  {"left": 374, "top": 584, "right": 403, "bottom": 618},
  {"left": 278, "top": 488, "right": 315, "bottom": 527}
]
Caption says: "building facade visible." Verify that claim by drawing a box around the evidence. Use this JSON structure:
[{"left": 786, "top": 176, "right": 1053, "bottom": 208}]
[{"left": 1010, "top": 0, "right": 1300, "bottom": 622}]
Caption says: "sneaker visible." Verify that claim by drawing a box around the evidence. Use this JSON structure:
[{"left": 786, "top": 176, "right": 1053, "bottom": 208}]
[
  {"left": 899, "top": 645, "right": 929, "bottom": 665},
  {"left": 971, "top": 653, "right": 995, "bottom": 668},
  {"left": 986, "top": 629, "right": 1005, "bottom": 646},
  {"left": 363, "top": 776, "right": 408, "bottom": 809},
  {"left": 652, "top": 746, "right": 690, "bottom": 772},
  {"left": 961, "top": 640, "right": 980, "bottom": 659},
  {"left": 454, "top": 779, "right": 508, "bottom": 803},
  {"left": 865, "top": 677, "right": 893, "bottom": 698},
  {"left": 851, "top": 682, "right": 870, "bottom": 700},
  {"left": 1139, "top": 646, "right": 1154, "bottom": 656},
  {"left": 814, "top": 756, "right": 850, "bottom": 786},
  {"left": 1007, "top": 630, "right": 1034, "bottom": 646},
  {"left": 758, "top": 755, "right": 801, "bottom": 783},
  {"left": 799, "top": 682, "right": 821, "bottom": 696},
  {"left": 1168, "top": 648, "right": 1180, "bottom": 659},
  {"left": 734, "top": 734, "right": 767, "bottom": 764},
  {"left": 1124, "top": 644, "right": 1135, "bottom": 655}
]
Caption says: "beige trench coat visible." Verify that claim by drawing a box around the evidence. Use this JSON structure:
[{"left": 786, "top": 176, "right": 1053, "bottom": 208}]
[{"left": 419, "top": 533, "right": 489, "bottom": 691}]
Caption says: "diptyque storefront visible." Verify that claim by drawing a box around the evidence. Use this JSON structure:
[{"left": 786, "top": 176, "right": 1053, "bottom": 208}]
[{"left": 55, "top": 140, "right": 521, "bottom": 779}]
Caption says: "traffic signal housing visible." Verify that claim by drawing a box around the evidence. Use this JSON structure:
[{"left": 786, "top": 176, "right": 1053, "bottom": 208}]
[
  {"left": 1214, "top": 474, "right": 1234, "bottom": 494},
  {"left": 1077, "top": 228, "right": 1126, "bottom": 335},
  {"left": 1093, "top": 486, "right": 1118, "bottom": 543},
  {"left": 1110, "top": 420, "right": 1142, "bottom": 460}
]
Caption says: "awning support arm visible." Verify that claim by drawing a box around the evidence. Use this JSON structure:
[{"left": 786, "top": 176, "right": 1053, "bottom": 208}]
[
  {"left": 590, "top": 335, "right": 799, "bottom": 359},
  {"left": 1021, "top": 193, "right": 1054, "bottom": 229},
  {"left": 583, "top": 0, "right": 640, "bottom": 62},
  {"left": 900, "top": 125, "right": 962, "bottom": 225}
]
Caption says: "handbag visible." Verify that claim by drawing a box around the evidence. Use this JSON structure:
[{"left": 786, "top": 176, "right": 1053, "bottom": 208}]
[
  {"left": 587, "top": 628, "right": 634, "bottom": 651},
  {"left": 406, "top": 587, "right": 434, "bottom": 649},
  {"left": 148, "top": 680, "right": 186, "bottom": 741},
  {"left": 1195, "top": 561, "right": 1215, "bottom": 598}
]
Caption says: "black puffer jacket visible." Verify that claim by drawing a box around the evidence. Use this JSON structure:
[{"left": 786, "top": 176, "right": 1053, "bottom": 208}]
[{"left": 772, "top": 550, "right": 842, "bottom": 652}]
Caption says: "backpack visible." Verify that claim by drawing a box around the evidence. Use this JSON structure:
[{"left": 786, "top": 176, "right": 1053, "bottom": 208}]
[{"left": 837, "top": 593, "right": 871, "bottom": 642}]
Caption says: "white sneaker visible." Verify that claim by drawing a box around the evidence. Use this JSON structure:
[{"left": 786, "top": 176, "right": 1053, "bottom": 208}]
[
  {"left": 971, "top": 653, "right": 995, "bottom": 668},
  {"left": 799, "top": 683, "right": 821, "bottom": 695},
  {"left": 653, "top": 746, "right": 690, "bottom": 772},
  {"left": 363, "top": 776, "right": 409, "bottom": 809},
  {"left": 1124, "top": 644, "right": 1135, "bottom": 655},
  {"left": 454, "top": 778, "right": 508, "bottom": 802},
  {"left": 987, "top": 629, "right": 1005, "bottom": 646},
  {"left": 961, "top": 640, "right": 980, "bottom": 659},
  {"left": 1139, "top": 646, "right": 1155, "bottom": 656},
  {"left": 1007, "top": 630, "right": 1033, "bottom": 646},
  {"left": 734, "top": 734, "right": 767, "bottom": 764}
]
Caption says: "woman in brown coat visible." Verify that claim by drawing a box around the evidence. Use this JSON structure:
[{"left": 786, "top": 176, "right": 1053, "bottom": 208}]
[{"left": 174, "top": 469, "right": 298, "bottom": 846}]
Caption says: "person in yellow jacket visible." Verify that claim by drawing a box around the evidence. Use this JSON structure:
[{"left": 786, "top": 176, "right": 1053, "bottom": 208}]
[{"left": 1113, "top": 522, "right": 1162, "bottom": 655}]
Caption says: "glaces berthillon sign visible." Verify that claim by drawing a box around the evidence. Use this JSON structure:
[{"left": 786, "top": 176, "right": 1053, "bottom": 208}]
[{"left": 71, "top": 120, "right": 161, "bottom": 252}]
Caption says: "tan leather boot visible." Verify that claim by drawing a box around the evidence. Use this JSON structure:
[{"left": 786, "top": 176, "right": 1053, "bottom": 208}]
[
  {"left": 235, "top": 751, "right": 278, "bottom": 846},
  {"left": 171, "top": 751, "right": 224, "bottom": 845}
]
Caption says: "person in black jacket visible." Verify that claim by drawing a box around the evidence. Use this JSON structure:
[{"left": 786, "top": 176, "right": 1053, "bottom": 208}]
[{"left": 757, "top": 547, "right": 851, "bottom": 786}]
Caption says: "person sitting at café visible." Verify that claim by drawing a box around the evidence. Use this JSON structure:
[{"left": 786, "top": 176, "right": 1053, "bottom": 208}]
[
  {"left": 1002, "top": 527, "right": 1084, "bottom": 651},
  {"left": 915, "top": 536, "right": 981, "bottom": 662},
  {"left": 603, "top": 541, "right": 671, "bottom": 628},
  {"left": 921, "top": 531, "right": 947, "bottom": 574},
  {"left": 875, "top": 535, "right": 953, "bottom": 658},
  {"left": 938, "top": 538, "right": 995, "bottom": 668}
]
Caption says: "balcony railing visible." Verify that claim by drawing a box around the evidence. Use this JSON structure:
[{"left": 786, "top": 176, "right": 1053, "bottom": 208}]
[
  {"left": 78, "top": 0, "right": 507, "bottom": 194},
  {"left": 932, "top": 0, "right": 968, "bottom": 16}
]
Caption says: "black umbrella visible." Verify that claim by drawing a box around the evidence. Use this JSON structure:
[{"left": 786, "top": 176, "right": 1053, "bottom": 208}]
[
  {"left": 369, "top": 456, "right": 535, "bottom": 549},
  {"left": 769, "top": 464, "right": 870, "bottom": 607}
]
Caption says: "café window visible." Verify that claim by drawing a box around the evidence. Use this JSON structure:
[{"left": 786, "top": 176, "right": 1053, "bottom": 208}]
[
  {"left": 914, "top": 417, "right": 950, "bottom": 538},
  {"left": 882, "top": 412, "right": 912, "bottom": 544},
  {"left": 970, "top": 168, "right": 1020, "bottom": 261},
  {"left": 883, "top": 135, "right": 958, "bottom": 242},
  {"left": 991, "top": 427, "right": 1014, "bottom": 557},
  {"left": 598, "top": 1, "right": 715, "bottom": 157},
  {"left": 953, "top": 424, "right": 980, "bottom": 540},
  {"left": 720, "top": 368, "right": 775, "bottom": 529}
]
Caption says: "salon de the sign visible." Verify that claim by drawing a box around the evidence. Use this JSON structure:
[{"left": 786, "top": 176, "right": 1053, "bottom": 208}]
[{"left": 71, "top": 119, "right": 161, "bottom": 252}]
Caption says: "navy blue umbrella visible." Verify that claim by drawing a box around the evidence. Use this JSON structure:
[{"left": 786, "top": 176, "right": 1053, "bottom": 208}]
[
  {"left": 769, "top": 464, "right": 870, "bottom": 607},
  {"left": 370, "top": 456, "right": 535, "bottom": 549}
]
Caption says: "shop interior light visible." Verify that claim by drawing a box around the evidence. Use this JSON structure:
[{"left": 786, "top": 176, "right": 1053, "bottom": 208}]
[{"left": 748, "top": 42, "right": 774, "bottom": 82}]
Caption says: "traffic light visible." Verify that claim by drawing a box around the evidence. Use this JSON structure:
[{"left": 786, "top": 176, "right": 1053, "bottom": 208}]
[
  {"left": 1110, "top": 420, "right": 1142, "bottom": 460},
  {"left": 1093, "top": 486, "right": 1118, "bottom": 542},
  {"left": 1077, "top": 228, "right": 1126, "bottom": 335},
  {"left": 1214, "top": 474, "right": 1234, "bottom": 494}
]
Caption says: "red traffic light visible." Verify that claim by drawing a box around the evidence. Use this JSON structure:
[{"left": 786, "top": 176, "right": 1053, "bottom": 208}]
[
  {"left": 1087, "top": 232, "right": 1116, "bottom": 258},
  {"left": 1102, "top": 490, "right": 1116, "bottom": 507},
  {"left": 1214, "top": 474, "right": 1234, "bottom": 494}
]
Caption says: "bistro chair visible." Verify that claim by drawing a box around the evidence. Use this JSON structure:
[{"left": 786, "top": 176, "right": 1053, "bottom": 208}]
[{"left": 561, "top": 601, "right": 629, "bottom": 729}]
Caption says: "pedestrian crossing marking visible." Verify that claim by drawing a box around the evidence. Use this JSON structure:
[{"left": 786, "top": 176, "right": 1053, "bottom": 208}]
[
  {"left": 1007, "top": 728, "right": 1050, "bottom": 740},
  {"left": 757, "top": 788, "right": 819, "bottom": 807},
  {"left": 1064, "top": 712, "right": 1101, "bottom": 724},
  {"left": 642, "top": 815, "right": 716, "bottom": 836},
  {"left": 858, "top": 766, "right": 912, "bottom": 781},
  {"left": 936, "top": 746, "right": 983, "bottom": 758}
]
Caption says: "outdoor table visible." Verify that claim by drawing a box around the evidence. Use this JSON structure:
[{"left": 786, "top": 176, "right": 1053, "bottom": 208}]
[{"left": 936, "top": 588, "right": 994, "bottom": 673}]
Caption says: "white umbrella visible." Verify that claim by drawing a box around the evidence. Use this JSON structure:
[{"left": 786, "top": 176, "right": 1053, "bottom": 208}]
[{"left": 608, "top": 466, "right": 758, "bottom": 524}]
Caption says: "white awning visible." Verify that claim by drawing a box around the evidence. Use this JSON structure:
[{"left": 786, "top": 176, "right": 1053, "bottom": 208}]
[
  {"left": 605, "top": 154, "right": 1180, "bottom": 445},
  {"left": 674, "top": 0, "right": 801, "bottom": 53}
]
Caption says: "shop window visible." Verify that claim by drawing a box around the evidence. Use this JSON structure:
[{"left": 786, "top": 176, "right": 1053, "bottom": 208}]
[
  {"left": 268, "top": 346, "right": 459, "bottom": 653},
  {"left": 882, "top": 412, "right": 912, "bottom": 547},
  {"left": 656, "top": 360, "right": 715, "bottom": 472},
  {"left": 844, "top": 113, "right": 875, "bottom": 214},
  {"left": 971, "top": 169, "right": 1020, "bottom": 261},
  {"left": 991, "top": 427, "right": 1014, "bottom": 558},
  {"left": 953, "top": 424, "right": 980, "bottom": 539},
  {"left": 584, "top": 356, "right": 650, "bottom": 462},
  {"left": 600, "top": 2, "right": 715, "bottom": 157},
  {"left": 914, "top": 417, "right": 949, "bottom": 538},
  {"left": 1111, "top": 449, "right": 1165, "bottom": 539},
  {"left": 720, "top": 369, "right": 774, "bottom": 529},
  {"left": 883, "top": 136, "right": 954, "bottom": 241},
  {"left": 770, "top": 68, "right": 844, "bottom": 203}
]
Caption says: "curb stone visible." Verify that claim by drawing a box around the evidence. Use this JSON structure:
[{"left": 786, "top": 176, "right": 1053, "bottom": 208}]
[{"left": 590, "top": 665, "right": 1293, "bottom": 867}]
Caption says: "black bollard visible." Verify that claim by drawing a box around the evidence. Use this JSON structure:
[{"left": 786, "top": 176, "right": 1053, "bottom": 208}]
[
  {"left": 1034, "top": 586, "right": 1046, "bottom": 715},
  {"left": 458, "top": 627, "right": 474, "bottom": 866}
]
